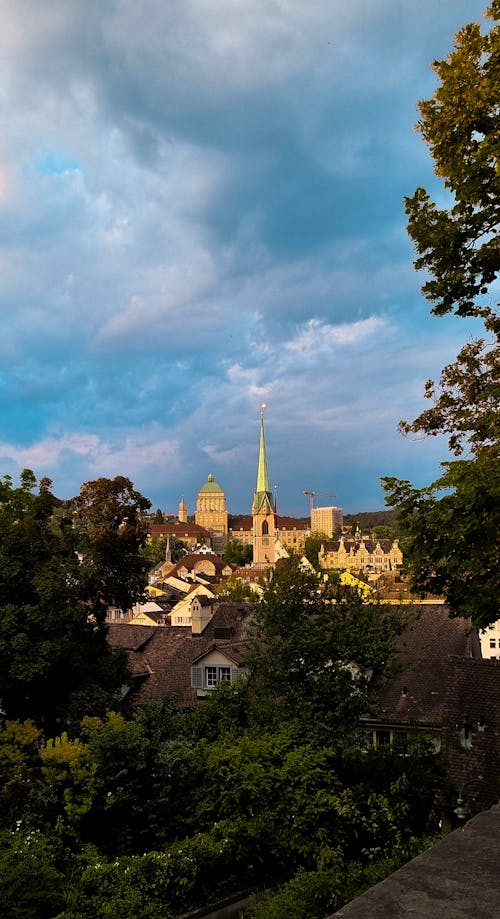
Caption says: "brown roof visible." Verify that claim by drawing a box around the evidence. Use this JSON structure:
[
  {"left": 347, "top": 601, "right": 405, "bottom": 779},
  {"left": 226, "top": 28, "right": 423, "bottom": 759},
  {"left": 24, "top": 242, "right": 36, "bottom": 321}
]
[
  {"left": 148, "top": 522, "right": 211, "bottom": 538},
  {"left": 108, "top": 603, "right": 252, "bottom": 707},
  {"left": 369, "top": 605, "right": 475, "bottom": 726},
  {"left": 172, "top": 553, "right": 230, "bottom": 574}
]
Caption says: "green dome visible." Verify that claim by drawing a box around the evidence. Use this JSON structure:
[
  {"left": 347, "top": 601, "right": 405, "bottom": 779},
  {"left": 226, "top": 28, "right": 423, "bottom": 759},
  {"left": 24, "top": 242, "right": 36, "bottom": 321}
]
[{"left": 199, "top": 473, "right": 223, "bottom": 493}]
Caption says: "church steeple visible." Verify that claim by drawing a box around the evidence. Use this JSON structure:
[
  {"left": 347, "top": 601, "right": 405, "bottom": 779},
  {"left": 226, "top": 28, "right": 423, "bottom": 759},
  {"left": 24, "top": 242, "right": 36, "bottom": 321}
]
[
  {"left": 252, "top": 403, "right": 273, "bottom": 515},
  {"left": 252, "top": 403, "right": 276, "bottom": 567}
]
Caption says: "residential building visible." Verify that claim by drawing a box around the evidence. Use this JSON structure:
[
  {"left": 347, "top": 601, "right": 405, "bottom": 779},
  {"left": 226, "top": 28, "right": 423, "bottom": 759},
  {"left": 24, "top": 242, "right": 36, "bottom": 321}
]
[
  {"left": 107, "top": 601, "right": 251, "bottom": 707},
  {"left": 479, "top": 620, "right": 500, "bottom": 659},
  {"left": 311, "top": 505, "right": 343, "bottom": 537}
]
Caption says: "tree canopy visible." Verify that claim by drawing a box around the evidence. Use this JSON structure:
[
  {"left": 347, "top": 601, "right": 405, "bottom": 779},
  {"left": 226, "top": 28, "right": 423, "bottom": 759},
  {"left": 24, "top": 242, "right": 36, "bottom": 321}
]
[
  {"left": 384, "top": 2, "right": 500, "bottom": 628},
  {"left": 0, "top": 472, "right": 150, "bottom": 728},
  {"left": 248, "top": 557, "right": 404, "bottom": 739},
  {"left": 405, "top": 2, "right": 500, "bottom": 320}
]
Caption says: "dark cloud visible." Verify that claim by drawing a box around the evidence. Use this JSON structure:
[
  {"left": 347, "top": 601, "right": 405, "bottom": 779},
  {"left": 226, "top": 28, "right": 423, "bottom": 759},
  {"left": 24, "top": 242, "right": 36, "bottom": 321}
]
[{"left": 0, "top": 0, "right": 488, "bottom": 511}]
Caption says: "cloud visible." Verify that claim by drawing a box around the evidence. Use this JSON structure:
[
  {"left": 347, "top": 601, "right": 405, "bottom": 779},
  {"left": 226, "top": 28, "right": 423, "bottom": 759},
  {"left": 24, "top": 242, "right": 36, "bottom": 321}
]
[{"left": 0, "top": 0, "right": 488, "bottom": 513}]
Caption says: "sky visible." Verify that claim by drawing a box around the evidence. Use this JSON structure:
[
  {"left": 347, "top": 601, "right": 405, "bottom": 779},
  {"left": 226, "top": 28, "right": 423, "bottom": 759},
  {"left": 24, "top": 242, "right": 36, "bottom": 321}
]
[{"left": 0, "top": 0, "right": 489, "bottom": 516}]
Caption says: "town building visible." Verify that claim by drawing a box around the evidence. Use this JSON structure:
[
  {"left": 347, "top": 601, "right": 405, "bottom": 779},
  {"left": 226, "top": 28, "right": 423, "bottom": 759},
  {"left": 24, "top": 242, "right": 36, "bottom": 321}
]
[
  {"left": 311, "top": 505, "right": 343, "bottom": 537},
  {"left": 147, "top": 520, "right": 212, "bottom": 550},
  {"left": 194, "top": 473, "right": 228, "bottom": 554},
  {"left": 319, "top": 535, "right": 403, "bottom": 573},
  {"left": 479, "top": 620, "right": 500, "bottom": 659}
]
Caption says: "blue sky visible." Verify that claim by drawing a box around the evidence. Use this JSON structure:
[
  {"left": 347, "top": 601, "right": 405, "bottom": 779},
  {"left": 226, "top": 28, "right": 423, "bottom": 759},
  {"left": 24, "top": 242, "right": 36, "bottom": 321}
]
[{"left": 0, "top": 0, "right": 488, "bottom": 516}]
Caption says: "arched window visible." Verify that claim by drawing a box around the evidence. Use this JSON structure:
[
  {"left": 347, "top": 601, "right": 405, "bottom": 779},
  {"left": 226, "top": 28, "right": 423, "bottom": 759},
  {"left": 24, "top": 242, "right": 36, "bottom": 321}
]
[{"left": 262, "top": 520, "right": 269, "bottom": 536}]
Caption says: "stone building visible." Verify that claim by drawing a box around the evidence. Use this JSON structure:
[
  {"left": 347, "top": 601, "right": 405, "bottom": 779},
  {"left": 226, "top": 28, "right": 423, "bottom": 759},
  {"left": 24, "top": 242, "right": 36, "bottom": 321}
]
[
  {"left": 319, "top": 535, "right": 403, "bottom": 573},
  {"left": 194, "top": 473, "right": 228, "bottom": 554}
]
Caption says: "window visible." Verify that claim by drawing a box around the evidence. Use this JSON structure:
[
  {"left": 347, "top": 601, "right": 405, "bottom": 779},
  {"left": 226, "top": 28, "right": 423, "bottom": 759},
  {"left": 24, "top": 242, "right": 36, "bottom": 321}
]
[
  {"left": 205, "top": 666, "right": 218, "bottom": 687},
  {"left": 490, "top": 639, "right": 496, "bottom": 648},
  {"left": 262, "top": 521, "right": 269, "bottom": 535},
  {"left": 375, "top": 729, "right": 391, "bottom": 746},
  {"left": 392, "top": 732, "right": 409, "bottom": 754},
  {"left": 192, "top": 665, "right": 238, "bottom": 690}
]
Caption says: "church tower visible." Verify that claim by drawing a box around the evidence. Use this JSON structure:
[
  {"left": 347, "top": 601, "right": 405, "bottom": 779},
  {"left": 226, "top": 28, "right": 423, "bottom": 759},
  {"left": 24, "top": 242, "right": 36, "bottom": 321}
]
[
  {"left": 178, "top": 496, "right": 187, "bottom": 523},
  {"left": 252, "top": 403, "right": 276, "bottom": 567}
]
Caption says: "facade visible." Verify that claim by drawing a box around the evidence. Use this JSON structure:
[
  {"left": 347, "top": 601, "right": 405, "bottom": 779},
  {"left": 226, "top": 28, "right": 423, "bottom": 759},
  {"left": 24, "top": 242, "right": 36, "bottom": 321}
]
[
  {"left": 148, "top": 520, "right": 212, "bottom": 550},
  {"left": 311, "top": 505, "right": 343, "bottom": 537},
  {"left": 228, "top": 514, "right": 309, "bottom": 555},
  {"left": 319, "top": 536, "right": 403, "bottom": 573},
  {"left": 195, "top": 473, "right": 228, "bottom": 554},
  {"left": 479, "top": 620, "right": 500, "bottom": 659}
]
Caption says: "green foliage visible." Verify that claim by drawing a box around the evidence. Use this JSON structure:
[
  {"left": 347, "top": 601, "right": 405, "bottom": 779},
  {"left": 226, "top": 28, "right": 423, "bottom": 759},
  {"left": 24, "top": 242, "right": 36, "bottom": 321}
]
[
  {"left": 74, "top": 475, "right": 151, "bottom": 612},
  {"left": 80, "top": 708, "right": 202, "bottom": 854},
  {"left": 141, "top": 535, "right": 187, "bottom": 568},
  {"left": 223, "top": 538, "right": 253, "bottom": 566},
  {"left": 248, "top": 557, "right": 404, "bottom": 739},
  {"left": 220, "top": 573, "right": 256, "bottom": 601},
  {"left": 405, "top": 2, "right": 500, "bottom": 319},
  {"left": 304, "top": 531, "right": 330, "bottom": 568},
  {"left": 386, "top": 3, "right": 500, "bottom": 627},
  {"left": 371, "top": 525, "right": 395, "bottom": 540},
  {"left": 382, "top": 450, "right": 500, "bottom": 627},
  {"left": 244, "top": 842, "right": 437, "bottom": 919},
  {"left": 0, "top": 472, "right": 133, "bottom": 728},
  {"left": 0, "top": 720, "right": 43, "bottom": 830},
  {"left": 0, "top": 829, "right": 66, "bottom": 919},
  {"left": 61, "top": 819, "right": 277, "bottom": 919}
]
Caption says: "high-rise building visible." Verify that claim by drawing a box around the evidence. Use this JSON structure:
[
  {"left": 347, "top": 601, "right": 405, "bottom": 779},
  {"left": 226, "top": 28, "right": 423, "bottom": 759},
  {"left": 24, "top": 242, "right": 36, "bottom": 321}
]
[{"left": 311, "top": 505, "right": 343, "bottom": 537}]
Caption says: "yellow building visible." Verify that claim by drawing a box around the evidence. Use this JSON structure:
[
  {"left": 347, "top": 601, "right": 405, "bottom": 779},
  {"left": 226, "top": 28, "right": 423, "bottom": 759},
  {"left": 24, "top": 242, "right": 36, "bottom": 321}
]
[
  {"left": 311, "top": 505, "right": 343, "bottom": 537},
  {"left": 194, "top": 473, "right": 228, "bottom": 554},
  {"left": 319, "top": 536, "right": 403, "bottom": 573}
]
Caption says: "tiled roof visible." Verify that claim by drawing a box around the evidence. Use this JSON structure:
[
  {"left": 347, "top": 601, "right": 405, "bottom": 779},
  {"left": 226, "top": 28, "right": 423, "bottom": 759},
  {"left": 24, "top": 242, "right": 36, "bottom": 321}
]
[
  {"left": 172, "top": 552, "right": 229, "bottom": 574},
  {"left": 148, "top": 522, "right": 211, "bottom": 538},
  {"left": 107, "top": 603, "right": 252, "bottom": 707},
  {"left": 369, "top": 605, "right": 474, "bottom": 726}
]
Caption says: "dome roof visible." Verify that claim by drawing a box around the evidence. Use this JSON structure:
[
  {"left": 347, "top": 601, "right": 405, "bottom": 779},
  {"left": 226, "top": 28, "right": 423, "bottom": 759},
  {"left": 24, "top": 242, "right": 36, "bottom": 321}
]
[{"left": 199, "top": 473, "right": 224, "bottom": 494}]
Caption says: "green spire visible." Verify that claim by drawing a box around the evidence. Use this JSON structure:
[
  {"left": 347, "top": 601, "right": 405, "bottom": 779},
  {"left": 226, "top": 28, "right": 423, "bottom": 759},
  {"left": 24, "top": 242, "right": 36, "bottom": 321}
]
[{"left": 252, "top": 404, "right": 273, "bottom": 514}]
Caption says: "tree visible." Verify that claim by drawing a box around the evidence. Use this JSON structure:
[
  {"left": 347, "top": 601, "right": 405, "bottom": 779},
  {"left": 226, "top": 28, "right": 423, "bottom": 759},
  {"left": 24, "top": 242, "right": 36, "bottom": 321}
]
[
  {"left": 304, "top": 531, "right": 330, "bottom": 569},
  {"left": 222, "top": 539, "right": 253, "bottom": 567},
  {"left": 248, "top": 558, "right": 404, "bottom": 739},
  {"left": 141, "top": 535, "right": 187, "bottom": 569},
  {"left": 384, "top": 3, "right": 500, "bottom": 627},
  {"left": 0, "top": 472, "right": 146, "bottom": 727},
  {"left": 404, "top": 2, "right": 499, "bottom": 321},
  {"left": 74, "top": 476, "right": 151, "bottom": 613},
  {"left": 383, "top": 452, "right": 499, "bottom": 628}
]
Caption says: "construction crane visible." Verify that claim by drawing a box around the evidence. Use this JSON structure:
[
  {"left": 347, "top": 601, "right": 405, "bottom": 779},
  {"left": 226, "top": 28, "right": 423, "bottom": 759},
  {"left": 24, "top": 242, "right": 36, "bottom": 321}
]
[{"left": 303, "top": 490, "right": 336, "bottom": 514}]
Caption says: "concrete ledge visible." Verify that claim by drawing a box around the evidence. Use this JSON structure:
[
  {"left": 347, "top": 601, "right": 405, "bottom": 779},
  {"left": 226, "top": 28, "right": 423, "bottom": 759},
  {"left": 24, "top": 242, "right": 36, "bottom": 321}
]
[{"left": 331, "top": 805, "right": 500, "bottom": 918}]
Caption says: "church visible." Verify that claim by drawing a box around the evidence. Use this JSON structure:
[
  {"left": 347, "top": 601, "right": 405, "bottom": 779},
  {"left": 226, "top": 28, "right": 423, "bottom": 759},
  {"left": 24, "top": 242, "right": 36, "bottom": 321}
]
[{"left": 187, "top": 405, "right": 309, "bottom": 568}]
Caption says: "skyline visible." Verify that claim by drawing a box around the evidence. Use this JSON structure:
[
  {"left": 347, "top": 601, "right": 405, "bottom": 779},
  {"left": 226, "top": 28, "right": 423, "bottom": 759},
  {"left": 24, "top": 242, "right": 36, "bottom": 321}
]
[{"left": 0, "top": 0, "right": 489, "bottom": 515}]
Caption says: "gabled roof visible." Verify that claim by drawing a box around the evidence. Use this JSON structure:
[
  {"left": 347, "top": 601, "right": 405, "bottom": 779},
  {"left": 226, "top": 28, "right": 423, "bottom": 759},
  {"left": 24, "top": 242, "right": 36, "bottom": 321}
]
[
  {"left": 107, "top": 602, "right": 252, "bottom": 707},
  {"left": 191, "top": 641, "right": 250, "bottom": 667}
]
